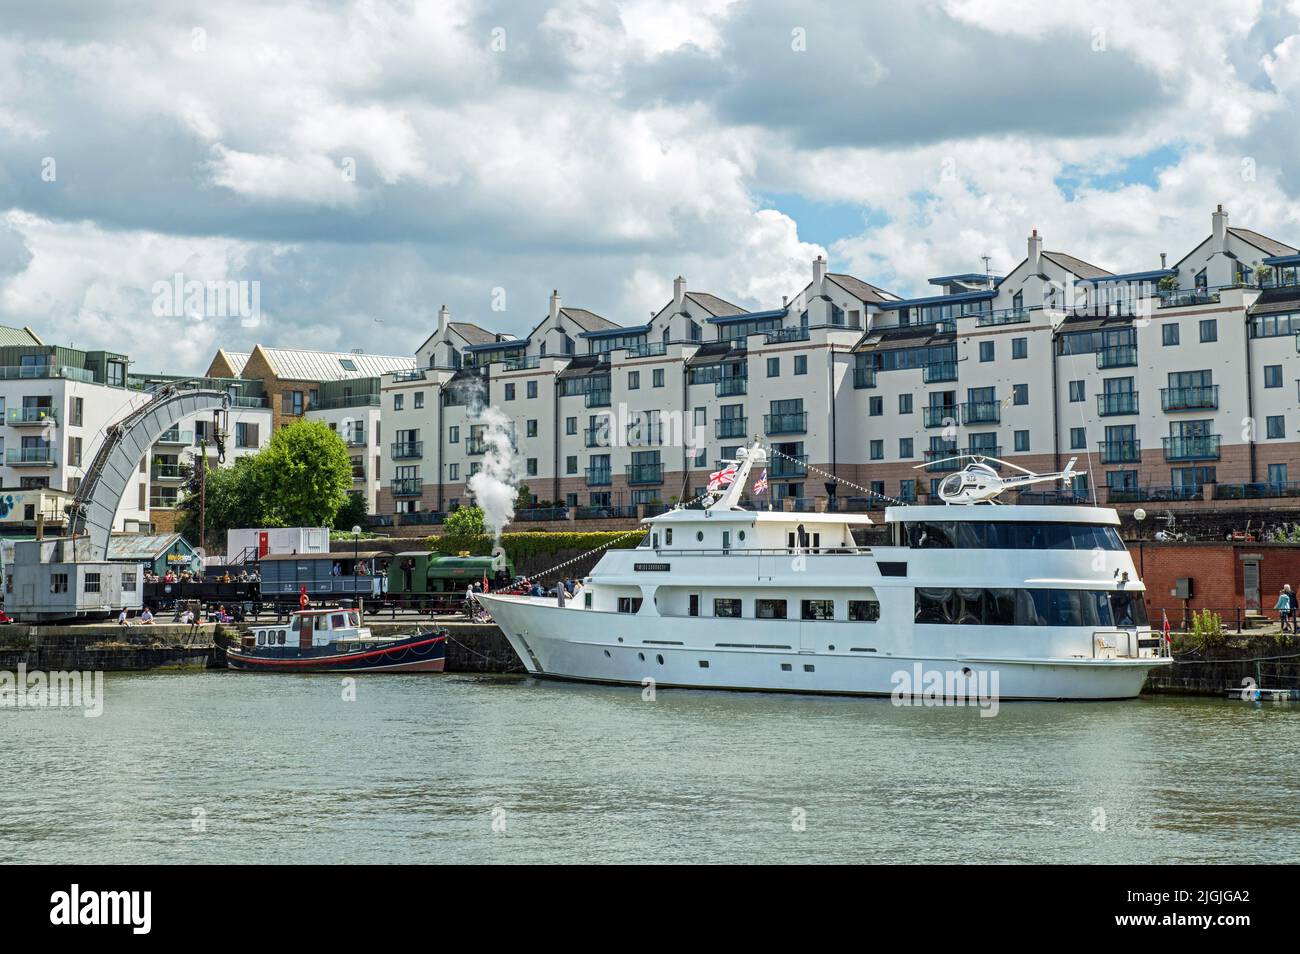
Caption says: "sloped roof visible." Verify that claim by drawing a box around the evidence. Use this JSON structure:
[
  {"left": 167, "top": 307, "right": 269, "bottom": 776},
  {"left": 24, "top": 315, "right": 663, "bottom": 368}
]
[
  {"left": 559, "top": 307, "right": 619, "bottom": 333},
  {"left": 448, "top": 322, "right": 499, "bottom": 346},
  {"left": 685, "top": 291, "right": 746, "bottom": 317},
  {"left": 1042, "top": 251, "right": 1113, "bottom": 280},
  {"left": 1248, "top": 287, "right": 1300, "bottom": 316},
  {"left": 0, "top": 324, "right": 43, "bottom": 347},
  {"left": 827, "top": 273, "right": 897, "bottom": 303},
  {"left": 1228, "top": 227, "right": 1298, "bottom": 258},
  {"left": 255, "top": 346, "right": 414, "bottom": 381}
]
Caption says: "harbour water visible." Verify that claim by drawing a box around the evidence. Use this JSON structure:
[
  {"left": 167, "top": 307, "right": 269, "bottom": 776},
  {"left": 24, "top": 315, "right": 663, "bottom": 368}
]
[{"left": 2, "top": 672, "right": 1297, "bottom": 864}]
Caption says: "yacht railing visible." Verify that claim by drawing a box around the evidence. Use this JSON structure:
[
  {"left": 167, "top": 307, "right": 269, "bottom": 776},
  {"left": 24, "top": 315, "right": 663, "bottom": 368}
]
[{"left": 641, "top": 547, "right": 872, "bottom": 557}]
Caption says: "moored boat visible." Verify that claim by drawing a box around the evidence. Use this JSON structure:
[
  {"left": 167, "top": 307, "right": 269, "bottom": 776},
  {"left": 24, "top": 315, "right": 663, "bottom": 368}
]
[{"left": 225, "top": 607, "right": 446, "bottom": 673}]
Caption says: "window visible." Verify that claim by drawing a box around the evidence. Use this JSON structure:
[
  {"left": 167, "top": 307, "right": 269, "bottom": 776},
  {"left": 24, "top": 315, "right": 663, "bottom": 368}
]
[
  {"left": 84, "top": 573, "right": 101, "bottom": 594},
  {"left": 617, "top": 597, "right": 643, "bottom": 614},
  {"left": 653, "top": 369, "right": 664, "bottom": 388},
  {"left": 869, "top": 396, "right": 883, "bottom": 417},
  {"left": 1068, "top": 380, "right": 1085, "bottom": 402},
  {"left": 1265, "top": 365, "right": 1283, "bottom": 388},
  {"left": 899, "top": 438, "right": 914, "bottom": 458},
  {"left": 1013, "top": 383, "right": 1028, "bottom": 405},
  {"left": 67, "top": 436, "right": 81, "bottom": 467},
  {"left": 51, "top": 573, "right": 69, "bottom": 594},
  {"left": 848, "top": 600, "right": 879, "bottom": 622},
  {"left": 801, "top": 599, "right": 835, "bottom": 620},
  {"left": 414, "top": 392, "right": 425, "bottom": 409},
  {"left": 1199, "top": 319, "right": 1217, "bottom": 342},
  {"left": 1012, "top": 337, "right": 1027, "bottom": 359},
  {"left": 899, "top": 394, "right": 913, "bottom": 414},
  {"left": 449, "top": 425, "right": 459, "bottom": 443},
  {"left": 1268, "top": 463, "right": 1288, "bottom": 486},
  {"left": 756, "top": 599, "right": 787, "bottom": 619},
  {"left": 235, "top": 422, "right": 259, "bottom": 448},
  {"left": 979, "top": 340, "right": 994, "bottom": 362},
  {"left": 1162, "top": 323, "right": 1179, "bottom": 346},
  {"left": 526, "top": 458, "right": 538, "bottom": 476},
  {"left": 1266, "top": 415, "right": 1285, "bottom": 439},
  {"left": 714, "top": 598, "right": 742, "bottom": 618},
  {"left": 70, "top": 398, "right": 84, "bottom": 426},
  {"left": 566, "top": 455, "right": 577, "bottom": 475},
  {"left": 1014, "top": 430, "right": 1030, "bottom": 453},
  {"left": 527, "top": 380, "right": 538, "bottom": 399},
  {"left": 915, "top": 587, "right": 1147, "bottom": 627},
  {"left": 526, "top": 420, "right": 537, "bottom": 438},
  {"left": 628, "top": 370, "right": 640, "bottom": 390},
  {"left": 870, "top": 439, "right": 884, "bottom": 460},
  {"left": 504, "top": 383, "right": 515, "bottom": 400},
  {"left": 449, "top": 463, "right": 459, "bottom": 481},
  {"left": 794, "top": 355, "right": 807, "bottom": 375},
  {"left": 905, "top": 521, "right": 1124, "bottom": 551},
  {"left": 392, "top": 394, "right": 404, "bottom": 411},
  {"left": 767, "top": 357, "right": 779, "bottom": 377}
]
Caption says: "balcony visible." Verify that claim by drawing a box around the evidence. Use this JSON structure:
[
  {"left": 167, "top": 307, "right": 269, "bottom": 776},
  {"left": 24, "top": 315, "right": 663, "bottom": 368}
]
[
  {"left": 1163, "top": 434, "right": 1221, "bottom": 462},
  {"left": 148, "top": 493, "right": 181, "bottom": 509},
  {"left": 716, "top": 377, "right": 747, "bottom": 397},
  {"left": 342, "top": 431, "right": 367, "bottom": 447},
  {"left": 391, "top": 441, "right": 423, "bottom": 460},
  {"left": 769, "top": 454, "right": 807, "bottom": 478},
  {"left": 961, "top": 401, "right": 1000, "bottom": 425},
  {"left": 1097, "top": 392, "right": 1139, "bottom": 416},
  {"left": 1096, "top": 346, "right": 1137, "bottom": 369},
  {"left": 584, "top": 389, "right": 612, "bottom": 408},
  {"left": 0, "top": 364, "right": 94, "bottom": 383},
  {"left": 764, "top": 411, "right": 808, "bottom": 435},
  {"left": 924, "top": 448, "right": 961, "bottom": 472},
  {"left": 465, "top": 438, "right": 486, "bottom": 456},
  {"left": 922, "top": 362, "right": 958, "bottom": 383},
  {"left": 151, "top": 464, "right": 186, "bottom": 481},
  {"left": 1160, "top": 385, "right": 1218, "bottom": 412},
  {"left": 314, "top": 394, "right": 380, "bottom": 410},
  {"left": 6, "top": 407, "right": 56, "bottom": 426},
  {"left": 389, "top": 369, "right": 427, "bottom": 383},
  {"left": 585, "top": 467, "right": 612, "bottom": 487},
  {"left": 625, "top": 463, "right": 663, "bottom": 485},
  {"left": 626, "top": 423, "right": 662, "bottom": 446},
  {"left": 853, "top": 367, "right": 877, "bottom": 389},
  {"left": 156, "top": 429, "right": 193, "bottom": 445},
  {"left": 6, "top": 447, "right": 55, "bottom": 466},
  {"left": 967, "top": 445, "right": 1001, "bottom": 460},
  {"left": 1159, "top": 288, "right": 1220, "bottom": 309},
  {"left": 1098, "top": 439, "right": 1140, "bottom": 464},
  {"left": 584, "top": 426, "right": 609, "bottom": 448},
  {"left": 626, "top": 342, "right": 667, "bottom": 359},
  {"left": 391, "top": 478, "right": 423, "bottom": 497},
  {"left": 715, "top": 417, "right": 748, "bottom": 439},
  {"left": 501, "top": 356, "right": 541, "bottom": 371},
  {"left": 923, "top": 405, "right": 958, "bottom": 428},
  {"left": 766, "top": 327, "right": 811, "bottom": 345},
  {"left": 976, "top": 308, "right": 1029, "bottom": 327},
  {"left": 352, "top": 466, "right": 366, "bottom": 481}
]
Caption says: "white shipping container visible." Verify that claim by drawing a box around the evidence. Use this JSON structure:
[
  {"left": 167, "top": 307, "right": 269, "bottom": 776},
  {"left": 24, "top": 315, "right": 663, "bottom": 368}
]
[{"left": 226, "top": 527, "right": 331, "bottom": 562}]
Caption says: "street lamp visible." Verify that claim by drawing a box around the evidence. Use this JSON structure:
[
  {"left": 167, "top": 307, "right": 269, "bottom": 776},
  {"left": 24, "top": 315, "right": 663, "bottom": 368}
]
[{"left": 352, "top": 524, "right": 362, "bottom": 610}]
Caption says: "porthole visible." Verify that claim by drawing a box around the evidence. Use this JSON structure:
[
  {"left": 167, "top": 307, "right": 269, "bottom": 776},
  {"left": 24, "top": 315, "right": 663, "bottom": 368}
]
[
  {"left": 738, "top": 531, "right": 745, "bottom": 541},
  {"left": 828, "top": 644, "right": 835, "bottom": 651},
  {"left": 656, "top": 654, "right": 664, "bottom": 665},
  {"left": 604, "top": 650, "right": 611, "bottom": 657},
  {"left": 696, "top": 531, "right": 704, "bottom": 542},
  {"left": 638, "top": 652, "right": 645, "bottom": 661}
]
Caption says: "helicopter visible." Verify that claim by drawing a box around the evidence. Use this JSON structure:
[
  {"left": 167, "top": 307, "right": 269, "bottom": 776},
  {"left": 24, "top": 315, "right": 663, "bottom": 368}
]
[{"left": 914, "top": 455, "right": 1084, "bottom": 505}]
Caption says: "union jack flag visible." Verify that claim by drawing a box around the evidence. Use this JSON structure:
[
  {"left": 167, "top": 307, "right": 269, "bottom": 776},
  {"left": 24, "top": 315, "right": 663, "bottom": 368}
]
[
  {"left": 708, "top": 464, "right": 737, "bottom": 492},
  {"left": 752, "top": 469, "right": 768, "bottom": 495}
]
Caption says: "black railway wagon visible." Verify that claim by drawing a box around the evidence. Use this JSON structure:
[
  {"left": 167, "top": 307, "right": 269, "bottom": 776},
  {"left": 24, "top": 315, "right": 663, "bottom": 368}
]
[
  {"left": 144, "top": 579, "right": 258, "bottom": 611},
  {"left": 258, "top": 551, "right": 391, "bottom": 607}
]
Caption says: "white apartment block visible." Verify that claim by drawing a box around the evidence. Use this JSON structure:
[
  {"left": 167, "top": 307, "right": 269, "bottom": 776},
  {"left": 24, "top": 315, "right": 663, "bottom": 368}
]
[{"left": 375, "top": 206, "right": 1300, "bottom": 522}]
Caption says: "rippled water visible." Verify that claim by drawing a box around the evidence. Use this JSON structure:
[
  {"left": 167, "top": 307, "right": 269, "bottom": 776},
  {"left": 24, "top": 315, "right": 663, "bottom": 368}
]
[{"left": 2, "top": 672, "right": 1297, "bottom": 864}]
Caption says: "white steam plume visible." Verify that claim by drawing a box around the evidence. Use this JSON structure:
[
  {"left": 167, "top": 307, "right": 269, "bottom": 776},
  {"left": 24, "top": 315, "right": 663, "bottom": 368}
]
[{"left": 466, "top": 395, "right": 519, "bottom": 543}]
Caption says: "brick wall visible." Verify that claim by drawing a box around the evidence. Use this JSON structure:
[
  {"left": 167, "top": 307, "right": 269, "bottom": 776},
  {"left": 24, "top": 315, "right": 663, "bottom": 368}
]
[{"left": 1132, "top": 541, "right": 1300, "bottom": 621}]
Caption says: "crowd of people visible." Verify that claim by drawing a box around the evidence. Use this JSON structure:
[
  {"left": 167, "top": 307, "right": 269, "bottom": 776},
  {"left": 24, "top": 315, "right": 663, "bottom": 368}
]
[
  {"left": 142, "top": 567, "right": 260, "bottom": 584},
  {"left": 461, "top": 576, "right": 585, "bottom": 621}
]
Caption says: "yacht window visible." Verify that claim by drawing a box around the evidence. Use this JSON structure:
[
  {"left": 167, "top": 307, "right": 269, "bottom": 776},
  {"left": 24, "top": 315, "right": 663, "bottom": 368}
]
[
  {"left": 665, "top": 529, "right": 673, "bottom": 545},
  {"left": 801, "top": 599, "right": 835, "bottom": 621},
  {"left": 714, "top": 598, "right": 742, "bottom": 618},
  {"left": 688, "top": 594, "right": 700, "bottom": 617},
  {"left": 332, "top": 614, "right": 347, "bottom": 629},
  {"left": 278, "top": 631, "right": 286, "bottom": 645},
  {"left": 257, "top": 632, "right": 265, "bottom": 645},
  {"left": 696, "top": 531, "right": 704, "bottom": 542},
  {"left": 738, "top": 531, "right": 745, "bottom": 541},
  {"left": 291, "top": 617, "right": 301, "bottom": 631},
  {"left": 914, "top": 587, "right": 1147, "bottom": 627},
  {"left": 652, "top": 533, "right": 659, "bottom": 548},
  {"left": 905, "top": 521, "right": 1123, "bottom": 551},
  {"left": 618, "top": 597, "right": 644, "bottom": 614},
  {"left": 848, "top": 600, "right": 879, "bottom": 622},
  {"left": 584, "top": 592, "right": 592, "bottom": 609},
  {"left": 349, "top": 612, "right": 361, "bottom": 627},
  {"left": 756, "top": 599, "right": 787, "bottom": 619}
]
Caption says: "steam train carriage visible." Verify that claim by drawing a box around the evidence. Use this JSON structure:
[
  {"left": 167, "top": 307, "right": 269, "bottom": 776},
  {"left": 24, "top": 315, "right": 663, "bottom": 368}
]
[{"left": 386, "top": 550, "right": 515, "bottom": 611}]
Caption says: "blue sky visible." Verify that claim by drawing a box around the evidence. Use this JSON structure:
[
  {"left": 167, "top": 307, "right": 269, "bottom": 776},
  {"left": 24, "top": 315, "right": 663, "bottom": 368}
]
[{"left": 0, "top": 0, "right": 1298, "bottom": 370}]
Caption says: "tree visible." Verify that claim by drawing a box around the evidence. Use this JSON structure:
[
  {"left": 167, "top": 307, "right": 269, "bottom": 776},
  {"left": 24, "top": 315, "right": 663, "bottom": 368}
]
[
  {"left": 443, "top": 505, "right": 486, "bottom": 539},
  {"left": 257, "top": 419, "right": 353, "bottom": 527},
  {"left": 176, "top": 454, "right": 272, "bottom": 544},
  {"left": 332, "top": 491, "right": 369, "bottom": 532}
]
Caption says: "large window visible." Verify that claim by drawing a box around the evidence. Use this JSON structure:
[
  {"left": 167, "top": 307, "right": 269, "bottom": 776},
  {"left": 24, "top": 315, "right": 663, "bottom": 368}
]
[
  {"left": 756, "top": 599, "right": 787, "bottom": 619},
  {"left": 801, "top": 599, "right": 835, "bottom": 620},
  {"left": 905, "top": 521, "right": 1124, "bottom": 550},
  {"left": 848, "top": 600, "right": 880, "bottom": 622},
  {"left": 714, "top": 598, "right": 742, "bottom": 618},
  {"left": 915, "top": 587, "right": 1148, "bottom": 627}
]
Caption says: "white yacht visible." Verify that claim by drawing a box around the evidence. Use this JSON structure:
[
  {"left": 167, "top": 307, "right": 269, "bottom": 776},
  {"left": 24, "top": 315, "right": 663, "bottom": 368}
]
[{"left": 478, "top": 444, "right": 1172, "bottom": 701}]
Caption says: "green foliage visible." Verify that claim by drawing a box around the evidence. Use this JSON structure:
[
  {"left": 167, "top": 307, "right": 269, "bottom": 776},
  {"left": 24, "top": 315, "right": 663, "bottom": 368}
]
[
  {"left": 515, "top": 483, "right": 532, "bottom": 511},
  {"left": 424, "top": 529, "right": 646, "bottom": 563},
  {"left": 443, "top": 505, "right": 486, "bottom": 540},
  {"left": 1190, "top": 608, "right": 1225, "bottom": 646},
  {"left": 331, "top": 491, "right": 369, "bottom": 532},
  {"left": 1157, "top": 275, "right": 1178, "bottom": 291},
  {"left": 176, "top": 455, "right": 274, "bottom": 544},
  {"left": 258, "top": 420, "right": 353, "bottom": 526}
]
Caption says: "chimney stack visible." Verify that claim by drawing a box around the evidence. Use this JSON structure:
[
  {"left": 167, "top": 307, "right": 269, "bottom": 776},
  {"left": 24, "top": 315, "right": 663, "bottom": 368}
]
[
  {"left": 812, "top": 255, "right": 828, "bottom": 294},
  {"left": 549, "top": 289, "right": 561, "bottom": 323},
  {"left": 1160, "top": 252, "right": 1167, "bottom": 269},
  {"left": 1212, "top": 204, "right": 1228, "bottom": 249},
  {"left": 673, "top": 276, "right": 686, "bottom": 313},
  {"left": 1028, "top": 229, "right": 1043, "bottom": 274},
  {"left": 437, "top": 304, "right": 450, "bottom": 336}
]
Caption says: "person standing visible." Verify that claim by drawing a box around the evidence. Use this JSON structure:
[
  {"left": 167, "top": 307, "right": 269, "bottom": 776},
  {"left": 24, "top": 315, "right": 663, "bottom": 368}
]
[{"left": 1275, "top": 584, "right": 1294, "bottom": 634}]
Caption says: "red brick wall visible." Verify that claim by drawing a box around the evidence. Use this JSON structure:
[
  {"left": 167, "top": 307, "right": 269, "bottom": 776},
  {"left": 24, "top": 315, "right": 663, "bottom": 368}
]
[{"left": 1132, "top": 541, "right": 1300, "bottom": 621}]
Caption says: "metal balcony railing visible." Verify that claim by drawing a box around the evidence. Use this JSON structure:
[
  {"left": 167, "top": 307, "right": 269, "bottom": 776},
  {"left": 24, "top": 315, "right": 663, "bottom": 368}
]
[
  {"left": 6, "top": 407, "right": 56, "bottom": 426},
  {"left": 764, "top": 412, "right": 808, "bottom": 435},
  {"left": 716, "top": 377, "right": 747, "bottom": 397},
  {"left": 1098, "top": 439, "right": 1141, "bottom": 464},
  {"left": 625, "top": 463, "right": 663, "bottom": 485},
  {"left": 923, "top": 405, "right": 958, "bottom": 428},
  {"left": 1163, "top": 434, "right": 1221, "bottom": 461},
  {"left": 584, "top": 426, "right": 609, "bottom": 448},
  {"left": 976, "top": 308, "right": 1029, "bottom": 326},
  {"left": 151, "top": 464, "right": 186, "bottom": 480},
  {"left": 1160, "top": 385, "right": 1218, "bottom": 412},
  {"left": 715, "top": 418, "right": 748, "bottom": 439},
  {"left": 922, "top": 362, "right": 958, "bottom": 383},
  {"left": 585, "top": 467, "right": 612, "bottom": 486},
  {"left": 156, "top": 429, "right": 193, "bottom": 444},
  {"left": 1096, "top": 345, "right": 1137, "bottom": 369},
  {"left": 961, "top": 401, "right": 1000, "bottom": 425},
  {"left": 584, "top": 389, "right": 612, "bottom": 408},
  {"left": 769, "top": 454, "right": 807, "bottom": 478},
  {"left": 924, "top": 449, "right": 960, "bottom": 472},
  {"left": 853, "top": 367, "right": 877, "bottom": 389},
  {"left": 766, "top": 327, "right": 810, "bottom": 344},
  {"left": 6, "top": 447, "right": 55, "bottom": 466},
  {"left": 391, "top": 478, "right": 423, "bottom": 496},
  {"left": 390, "top": 441, "right": 423, "bottom": 459},
  {"left": 1097, "top": 392, "right": 1139, "bottom": 416}
]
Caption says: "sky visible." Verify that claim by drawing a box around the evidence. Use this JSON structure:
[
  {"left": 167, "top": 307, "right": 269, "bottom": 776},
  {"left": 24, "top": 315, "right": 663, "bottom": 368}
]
[{"left": 0, "top": 0, "right": 1299, "bottom": 373}]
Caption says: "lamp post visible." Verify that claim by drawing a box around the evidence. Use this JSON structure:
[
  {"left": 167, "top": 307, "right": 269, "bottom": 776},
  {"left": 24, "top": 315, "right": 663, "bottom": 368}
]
[{"left": 352, "top": 524, "right": 362, "bottom": 612}]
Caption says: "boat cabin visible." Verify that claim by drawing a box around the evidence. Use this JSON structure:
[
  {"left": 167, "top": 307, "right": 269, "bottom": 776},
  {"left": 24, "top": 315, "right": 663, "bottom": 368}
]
[{"left": 247, "top": 608, "right": 367, "bottom": 649}]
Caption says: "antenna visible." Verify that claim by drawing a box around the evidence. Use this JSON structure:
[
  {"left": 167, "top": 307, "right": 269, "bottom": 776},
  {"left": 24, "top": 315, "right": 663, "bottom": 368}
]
[{"left": 981, "top": 254, "right": 992, "bottom": 286}]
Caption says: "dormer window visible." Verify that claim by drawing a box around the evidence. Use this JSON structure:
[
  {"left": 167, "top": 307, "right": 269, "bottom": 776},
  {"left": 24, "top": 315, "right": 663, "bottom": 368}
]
[{"left": 1012, "top": 289, "right": 1023, "bottom": 312}]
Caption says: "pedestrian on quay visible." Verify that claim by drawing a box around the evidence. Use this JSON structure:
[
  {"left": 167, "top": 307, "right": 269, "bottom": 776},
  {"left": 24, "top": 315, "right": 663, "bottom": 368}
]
[
  {"left": 556, "top": 583, "right": 566, "bottom": 608},
  {"left": 1275, "top": 584, "right": 1294, "bottom": 634}
]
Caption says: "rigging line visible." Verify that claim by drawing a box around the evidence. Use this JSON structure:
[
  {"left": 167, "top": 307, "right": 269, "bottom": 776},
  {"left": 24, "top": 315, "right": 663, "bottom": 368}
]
[{"left": 768, "top": 447, "right": 908, "bottom": 507}]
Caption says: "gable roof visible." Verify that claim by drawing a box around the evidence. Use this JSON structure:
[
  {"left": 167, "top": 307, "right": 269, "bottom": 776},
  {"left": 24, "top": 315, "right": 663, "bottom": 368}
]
[
  {"left": 448, "top": 322, "right": 499, "bottom": 346},
  {"left": 1042, "top": 251, "right": 1113, "bottom": 280},
  {"left": 1228, "top": 227, "right": 1298, "bottom": 258},
  {"left": 0, "top": 324, "right": 43, "bottom": 347},
  {"left": 254, "top": 345, "right": 414, "bottom": 381},
  {"left": 826, "top": 273, "right": 897, "bottom": 303},
  {"left": 684, "top": 291, "right": 746, "bottom": 317},
  {"left": 558, "top": 307, "right": 619, "bottom": 333},
  {"left": 216, "top": 350, "right": 250, "bottom": 375}
]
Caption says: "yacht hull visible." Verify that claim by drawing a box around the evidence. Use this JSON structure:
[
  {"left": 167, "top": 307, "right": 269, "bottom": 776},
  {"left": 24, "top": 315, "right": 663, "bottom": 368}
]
[{"left": 480, "top": 595, "right": 1168, "bottom": 701}]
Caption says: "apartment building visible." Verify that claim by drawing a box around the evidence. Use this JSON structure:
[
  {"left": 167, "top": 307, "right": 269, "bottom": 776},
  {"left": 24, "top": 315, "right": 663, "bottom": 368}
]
[
  {"left": 206, "top": 344, "right": 414, "bottom": 512},
  {"left": 375, "top": 206, "right": 1300, "bottom": 519}
]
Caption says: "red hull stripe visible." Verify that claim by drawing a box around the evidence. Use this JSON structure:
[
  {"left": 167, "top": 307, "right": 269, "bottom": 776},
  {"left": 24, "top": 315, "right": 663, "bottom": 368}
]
[{"left": 227, "top": 635, "right": 446, "bottom": 668}]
